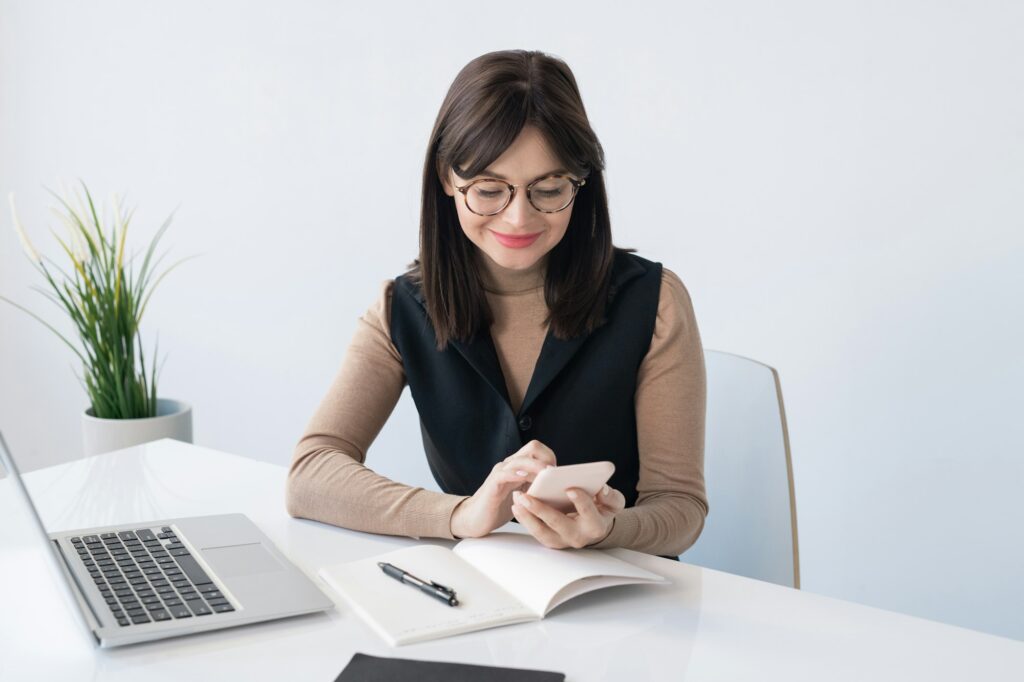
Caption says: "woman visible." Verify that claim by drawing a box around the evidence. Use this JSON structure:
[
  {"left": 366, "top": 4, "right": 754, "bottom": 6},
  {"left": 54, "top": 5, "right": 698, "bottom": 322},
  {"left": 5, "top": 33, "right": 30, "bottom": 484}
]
[{"left": 286, "top": 49, "right": 707, "bottom": 561}]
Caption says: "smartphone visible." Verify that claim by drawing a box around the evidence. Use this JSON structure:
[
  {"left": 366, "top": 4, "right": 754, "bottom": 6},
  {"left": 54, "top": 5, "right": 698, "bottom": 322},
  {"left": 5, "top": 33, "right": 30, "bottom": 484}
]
[{"left": 524, "top": 461, "right": 615, "bottom": 514}]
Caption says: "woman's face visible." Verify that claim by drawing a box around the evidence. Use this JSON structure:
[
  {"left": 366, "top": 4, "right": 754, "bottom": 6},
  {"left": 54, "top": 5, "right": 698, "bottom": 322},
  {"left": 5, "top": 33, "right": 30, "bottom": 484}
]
[{"left": 441, "top": 125, "right": 576, "bottom": 275}]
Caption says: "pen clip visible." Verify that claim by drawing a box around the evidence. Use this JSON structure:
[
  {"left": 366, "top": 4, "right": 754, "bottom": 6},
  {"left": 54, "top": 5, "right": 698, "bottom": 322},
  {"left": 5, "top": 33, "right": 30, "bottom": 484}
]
[{"left": 429, "top": 580, "right": 455, "bottom": 596}]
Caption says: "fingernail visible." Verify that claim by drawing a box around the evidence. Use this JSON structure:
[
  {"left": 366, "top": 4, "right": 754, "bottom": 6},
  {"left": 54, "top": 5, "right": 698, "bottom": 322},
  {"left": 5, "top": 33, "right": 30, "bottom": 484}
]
[
  {"left": 515, "top": 470, "right": 527, "bottom": 476},
  {"left": 602, "top": 485, "right": 610, "bottom": 495},
  {"left": 519, "top": 494, "right": 531, "bottom": 508},
  {"left": 567, "top": 489, "right": 578, "bottom": 500}
]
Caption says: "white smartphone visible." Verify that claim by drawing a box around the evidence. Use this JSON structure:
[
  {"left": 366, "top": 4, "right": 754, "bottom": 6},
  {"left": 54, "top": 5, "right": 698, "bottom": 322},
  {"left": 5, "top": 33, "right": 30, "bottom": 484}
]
[{"left": 524, "top": 461, "right": 616, "bottom": 514}]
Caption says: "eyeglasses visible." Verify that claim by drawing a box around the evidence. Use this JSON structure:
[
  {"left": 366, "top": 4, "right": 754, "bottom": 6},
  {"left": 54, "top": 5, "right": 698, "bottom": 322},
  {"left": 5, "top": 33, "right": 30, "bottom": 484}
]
[{"left": 454, "top": 173, "right": 586, "bottom": 216}]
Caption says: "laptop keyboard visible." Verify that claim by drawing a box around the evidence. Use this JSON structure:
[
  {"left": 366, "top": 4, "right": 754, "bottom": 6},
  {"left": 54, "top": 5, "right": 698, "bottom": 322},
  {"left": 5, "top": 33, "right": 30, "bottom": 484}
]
[{"left": 70, "top": 526, "right": 235, "bottom": 627}]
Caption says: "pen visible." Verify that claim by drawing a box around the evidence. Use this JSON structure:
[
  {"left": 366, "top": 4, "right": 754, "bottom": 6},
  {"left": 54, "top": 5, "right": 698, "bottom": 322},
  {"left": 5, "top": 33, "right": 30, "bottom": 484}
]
[{"left": 377, "top": 562, "right": 459, "bottom": 607}]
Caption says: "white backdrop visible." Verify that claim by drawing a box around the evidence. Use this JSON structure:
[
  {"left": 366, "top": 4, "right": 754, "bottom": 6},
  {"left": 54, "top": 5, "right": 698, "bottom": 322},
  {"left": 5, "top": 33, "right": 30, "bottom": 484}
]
[{"left": 1, "top": 1, "right": 1021, "bottom": 640}]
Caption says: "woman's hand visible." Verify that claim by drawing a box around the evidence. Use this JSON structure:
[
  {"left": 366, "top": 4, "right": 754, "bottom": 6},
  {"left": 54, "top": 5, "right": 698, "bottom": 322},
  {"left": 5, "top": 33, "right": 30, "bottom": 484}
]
[
  {"left": 511, "top": 484, "right": 626, "bottom": 549},
  {"left": 450, "top": 440, "right": 557, "bottom": 539}
]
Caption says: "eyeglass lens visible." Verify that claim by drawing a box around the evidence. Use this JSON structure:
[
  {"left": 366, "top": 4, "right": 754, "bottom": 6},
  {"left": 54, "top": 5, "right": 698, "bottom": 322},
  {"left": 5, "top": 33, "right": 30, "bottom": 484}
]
[{"left": 466, "top": 177, "right": 576, "bottom": 215}]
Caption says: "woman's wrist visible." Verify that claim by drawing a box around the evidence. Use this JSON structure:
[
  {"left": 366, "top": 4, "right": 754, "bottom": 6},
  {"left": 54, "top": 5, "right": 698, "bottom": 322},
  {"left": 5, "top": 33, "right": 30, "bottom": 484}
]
[
  {"left": 589, "top": 514, "right": 617, "bottom": 547},
  {"left": 449, "top": 497, "right": 472, "bottom": 538}
]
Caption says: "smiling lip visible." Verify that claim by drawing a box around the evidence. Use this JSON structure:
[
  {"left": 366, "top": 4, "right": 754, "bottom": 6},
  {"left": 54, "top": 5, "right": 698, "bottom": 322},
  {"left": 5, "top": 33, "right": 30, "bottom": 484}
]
[{"left": 491, "top": 230, "right": 542, "bottom": 249}]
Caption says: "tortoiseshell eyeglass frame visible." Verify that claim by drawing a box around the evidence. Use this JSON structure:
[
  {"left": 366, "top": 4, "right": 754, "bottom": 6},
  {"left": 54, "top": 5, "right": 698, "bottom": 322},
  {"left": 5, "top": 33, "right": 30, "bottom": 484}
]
[{"left": 453, "top": 173, "right": 587, "bottom": 216}]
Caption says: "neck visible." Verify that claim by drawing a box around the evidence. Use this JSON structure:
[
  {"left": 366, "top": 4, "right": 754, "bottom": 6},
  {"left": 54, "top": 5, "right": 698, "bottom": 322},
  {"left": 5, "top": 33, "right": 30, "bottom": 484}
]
[{"left": 477, "top": 252, "right": 547, "bottom": 294}]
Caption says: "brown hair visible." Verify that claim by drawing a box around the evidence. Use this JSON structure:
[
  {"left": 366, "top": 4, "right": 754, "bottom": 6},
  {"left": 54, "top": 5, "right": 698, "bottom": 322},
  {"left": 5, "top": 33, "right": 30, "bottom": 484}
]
[{"left": 407, "top": 49, "right": 632, "bottom": 351}]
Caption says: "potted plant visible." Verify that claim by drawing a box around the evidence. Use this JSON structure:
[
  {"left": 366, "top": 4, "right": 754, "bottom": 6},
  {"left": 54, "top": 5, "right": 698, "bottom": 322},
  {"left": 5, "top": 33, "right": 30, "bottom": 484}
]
[{"left": 2, "top": 180, "right": 196, "bottom": 456}]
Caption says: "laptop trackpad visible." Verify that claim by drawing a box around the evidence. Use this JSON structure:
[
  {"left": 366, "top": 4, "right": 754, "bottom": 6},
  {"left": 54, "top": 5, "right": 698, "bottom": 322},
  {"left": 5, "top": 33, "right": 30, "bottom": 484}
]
[{"left": 201, "top": 543, "right": 285, "bottom": 578}]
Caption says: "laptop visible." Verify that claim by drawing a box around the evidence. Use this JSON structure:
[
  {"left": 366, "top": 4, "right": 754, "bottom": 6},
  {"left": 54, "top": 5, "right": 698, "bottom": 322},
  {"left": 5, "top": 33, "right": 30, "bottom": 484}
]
[{"left": 0, "top": 431, "right": 334, "bottom": 648}]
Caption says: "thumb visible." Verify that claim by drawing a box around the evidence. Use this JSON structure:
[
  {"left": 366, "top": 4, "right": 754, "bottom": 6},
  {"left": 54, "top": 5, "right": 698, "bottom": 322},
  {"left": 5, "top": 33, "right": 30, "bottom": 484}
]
[{"left": 598, "top": 485, "right": 626, "bottom": 512}]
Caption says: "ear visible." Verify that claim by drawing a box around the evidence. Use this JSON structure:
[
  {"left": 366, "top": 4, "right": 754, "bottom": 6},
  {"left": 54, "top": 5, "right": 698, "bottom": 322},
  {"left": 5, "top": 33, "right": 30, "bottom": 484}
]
[{"left": 440, "top": 168, "right": 455, "bottom": 197}]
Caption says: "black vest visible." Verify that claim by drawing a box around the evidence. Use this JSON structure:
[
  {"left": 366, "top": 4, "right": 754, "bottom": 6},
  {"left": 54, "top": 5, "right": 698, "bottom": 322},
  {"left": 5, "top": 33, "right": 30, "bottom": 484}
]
[{"left": 390, "top": 250, "right": 680, "bottom": 560}]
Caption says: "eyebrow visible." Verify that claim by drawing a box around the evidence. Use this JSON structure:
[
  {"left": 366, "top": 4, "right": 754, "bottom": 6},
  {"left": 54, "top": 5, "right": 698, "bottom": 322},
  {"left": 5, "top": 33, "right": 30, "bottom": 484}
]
[{"left": 479, "top": 168, "right": 568, "bottom": 181}]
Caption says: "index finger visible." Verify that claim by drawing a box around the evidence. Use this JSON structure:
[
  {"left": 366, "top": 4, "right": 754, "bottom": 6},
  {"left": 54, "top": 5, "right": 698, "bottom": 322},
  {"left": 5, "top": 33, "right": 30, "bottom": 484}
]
[
  {"left": 515, "top": 492, "right": 574, "bottom": 537},
  {"left": 513, "top": 439, "right": 557, "bottom": 467}
]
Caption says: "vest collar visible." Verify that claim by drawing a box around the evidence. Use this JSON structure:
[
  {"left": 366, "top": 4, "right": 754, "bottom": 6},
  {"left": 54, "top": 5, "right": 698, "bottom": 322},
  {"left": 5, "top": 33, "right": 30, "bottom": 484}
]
[{"left": 402, "top": 250, "right": 648, "bottom": 417}]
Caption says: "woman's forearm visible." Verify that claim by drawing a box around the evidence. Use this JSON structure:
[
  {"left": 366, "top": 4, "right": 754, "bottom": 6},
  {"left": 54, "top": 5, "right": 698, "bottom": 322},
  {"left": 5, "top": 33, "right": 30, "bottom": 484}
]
[{"left": 286, "top": 444, "right": 468, "bottom": 540}]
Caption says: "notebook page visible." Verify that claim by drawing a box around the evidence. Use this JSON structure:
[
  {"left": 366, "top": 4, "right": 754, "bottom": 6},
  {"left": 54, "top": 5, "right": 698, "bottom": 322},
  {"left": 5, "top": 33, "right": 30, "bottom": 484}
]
[
  {"left": 452, "top": 533, "right": 669, "bottom": 617},
  {"left": 318, "top": 544, "right": 536, "bottom": 646}
]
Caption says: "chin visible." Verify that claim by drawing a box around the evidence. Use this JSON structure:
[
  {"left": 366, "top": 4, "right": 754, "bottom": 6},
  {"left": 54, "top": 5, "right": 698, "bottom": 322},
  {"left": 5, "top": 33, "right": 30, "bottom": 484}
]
[{"left": 488, "top": 250, "right": 545, "bottom": 271}]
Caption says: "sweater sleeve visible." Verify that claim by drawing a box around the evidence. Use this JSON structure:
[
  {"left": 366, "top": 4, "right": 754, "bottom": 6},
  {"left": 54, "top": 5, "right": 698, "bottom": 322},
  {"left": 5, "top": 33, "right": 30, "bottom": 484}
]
[
  {"left": 586, "top": 267, "right": 709, "bottom": 557},
  {"left": 285, "top": 279, "right": 471, "bottom": 540}
]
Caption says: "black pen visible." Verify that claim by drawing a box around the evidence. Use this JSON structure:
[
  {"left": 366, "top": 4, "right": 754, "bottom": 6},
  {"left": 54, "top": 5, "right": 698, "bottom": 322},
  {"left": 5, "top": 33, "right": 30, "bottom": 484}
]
[{"left": 377, "top": 562, "right": 459, "bottom": 607}]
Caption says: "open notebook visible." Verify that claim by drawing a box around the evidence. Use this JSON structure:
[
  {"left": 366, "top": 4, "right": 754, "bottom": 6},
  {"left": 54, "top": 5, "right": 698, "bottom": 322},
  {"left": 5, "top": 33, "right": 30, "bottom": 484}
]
[{"left": 318, "top": 532, "right": 671, "bottom": 646}]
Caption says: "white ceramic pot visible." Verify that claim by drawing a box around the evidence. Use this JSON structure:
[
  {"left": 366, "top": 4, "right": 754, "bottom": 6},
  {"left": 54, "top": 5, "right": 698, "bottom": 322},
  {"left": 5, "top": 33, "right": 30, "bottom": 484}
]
[{"left": 82, "top": 398, "right": 193, "bottom": 457}]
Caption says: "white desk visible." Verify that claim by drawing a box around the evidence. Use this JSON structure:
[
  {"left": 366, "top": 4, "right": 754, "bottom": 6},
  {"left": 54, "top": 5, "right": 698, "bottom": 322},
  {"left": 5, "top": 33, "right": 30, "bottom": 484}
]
[{"left": 1, "top": 440, "right": 1020, "bottom": 681}]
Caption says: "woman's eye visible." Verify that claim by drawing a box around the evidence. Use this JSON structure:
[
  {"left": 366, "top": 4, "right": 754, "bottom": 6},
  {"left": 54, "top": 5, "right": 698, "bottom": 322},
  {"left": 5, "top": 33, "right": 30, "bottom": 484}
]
[
  {"left": 536, "top": 189, "right": 563, "bottom": 197},
  {"left": 476, "top": 190, "right": 502, "bottom": 198}
]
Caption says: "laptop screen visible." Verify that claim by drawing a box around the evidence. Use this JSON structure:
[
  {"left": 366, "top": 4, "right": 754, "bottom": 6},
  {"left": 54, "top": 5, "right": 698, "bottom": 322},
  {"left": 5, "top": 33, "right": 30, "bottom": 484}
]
[{"left": 0, "top": 431, "right": 96, "bottom": 640}]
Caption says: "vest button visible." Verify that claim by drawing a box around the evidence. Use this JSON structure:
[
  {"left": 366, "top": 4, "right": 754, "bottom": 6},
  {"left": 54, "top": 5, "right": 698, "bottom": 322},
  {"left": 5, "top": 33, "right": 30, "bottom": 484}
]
[{"left": 518, "top": 415, "right": 532, "bottom": 431}]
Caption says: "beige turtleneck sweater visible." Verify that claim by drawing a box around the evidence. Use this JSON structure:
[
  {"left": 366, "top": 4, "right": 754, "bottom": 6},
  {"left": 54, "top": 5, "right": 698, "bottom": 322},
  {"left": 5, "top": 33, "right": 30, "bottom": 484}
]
[{"left": 286, "top": 255, "right": 708, "bottom": 557}]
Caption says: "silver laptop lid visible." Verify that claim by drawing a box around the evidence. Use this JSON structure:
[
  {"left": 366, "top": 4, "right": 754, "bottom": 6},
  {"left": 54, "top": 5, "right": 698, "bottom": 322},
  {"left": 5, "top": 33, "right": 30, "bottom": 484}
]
[{"left": 0, "top": 431, "right": 95, "bottom": 640}]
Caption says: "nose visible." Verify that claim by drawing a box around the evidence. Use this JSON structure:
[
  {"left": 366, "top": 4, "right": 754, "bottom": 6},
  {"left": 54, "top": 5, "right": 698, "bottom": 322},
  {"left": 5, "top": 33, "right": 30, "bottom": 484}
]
[{"left": 502, "top": 187, "right": 536, "bottom": 228}]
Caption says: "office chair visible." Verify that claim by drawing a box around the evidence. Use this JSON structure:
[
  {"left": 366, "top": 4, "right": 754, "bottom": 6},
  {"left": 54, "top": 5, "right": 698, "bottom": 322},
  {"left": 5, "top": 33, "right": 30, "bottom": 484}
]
[{"left": 680, "top": 349, "right": 801, "bottom": 588}]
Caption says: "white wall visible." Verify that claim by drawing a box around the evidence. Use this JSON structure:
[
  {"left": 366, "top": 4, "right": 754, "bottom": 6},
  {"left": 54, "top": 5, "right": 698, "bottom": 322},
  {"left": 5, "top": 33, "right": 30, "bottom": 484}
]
[{"left": 1, "top": 0, "right": 1021, "bottom": 640}]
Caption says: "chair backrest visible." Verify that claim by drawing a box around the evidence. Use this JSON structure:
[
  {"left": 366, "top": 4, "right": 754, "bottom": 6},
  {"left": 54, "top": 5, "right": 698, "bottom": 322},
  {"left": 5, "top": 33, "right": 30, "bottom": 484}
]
[{"left": 680, "top": 349, "right": 800, "bottom": 588}]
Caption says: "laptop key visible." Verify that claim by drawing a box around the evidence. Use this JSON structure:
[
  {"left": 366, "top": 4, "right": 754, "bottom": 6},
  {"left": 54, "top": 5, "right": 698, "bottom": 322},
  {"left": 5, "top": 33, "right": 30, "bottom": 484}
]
[
  {"left": 131, "top": 615, "right": 151, "bottom": 624},
  {"left": 212, "top": 603, "right": 234, "bottom": 613},
  {"left": 136, "top": 529, "right": 157, "bottom": 542},
  {"left": 168, "top": 605, "right": 192, "bottom": 619},
  {"left": 172, "top": 554, "right": 213, "bottom": 585},
  {"left": 151, "top": 610, "right": 171, "bottom": 621},
  {"left": 188, "top": 601, "right": 212, "bottom": 616},
  {"left": 117, "top": 617, "right": 130, "bottom": 627}
]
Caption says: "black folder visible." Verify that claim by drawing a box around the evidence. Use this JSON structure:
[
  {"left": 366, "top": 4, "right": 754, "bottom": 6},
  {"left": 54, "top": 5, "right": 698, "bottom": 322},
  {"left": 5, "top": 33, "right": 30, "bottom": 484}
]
[{"left": 334, "top": 652, "right": 566, "bottom": 681}]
